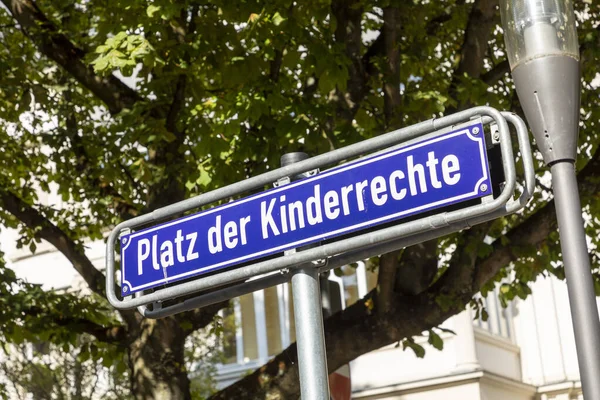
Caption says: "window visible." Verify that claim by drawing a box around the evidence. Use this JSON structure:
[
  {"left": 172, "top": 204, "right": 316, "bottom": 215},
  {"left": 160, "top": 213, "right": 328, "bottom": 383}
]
[
  {"left": 220, "top": 304, "right": 237, "bottom": 364},
  {"left": 474, "top": 286, "right": 515, "bottom": 341},
  {"left": 218, "top": 262, "right": 377, "bottom": 367}
]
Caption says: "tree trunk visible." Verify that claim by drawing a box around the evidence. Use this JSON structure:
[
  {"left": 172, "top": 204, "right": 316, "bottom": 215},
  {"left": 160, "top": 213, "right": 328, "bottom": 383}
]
[{"left": 128, "top": 318, "right": 191, "bottom": 400}]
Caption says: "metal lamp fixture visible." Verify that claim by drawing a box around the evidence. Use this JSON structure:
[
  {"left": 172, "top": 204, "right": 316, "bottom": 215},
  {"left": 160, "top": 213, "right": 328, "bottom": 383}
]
[
  {"left": 501, "top": 0, "right": 580, "bottom": 164},
  {"left": 500, "top": 1, "right": 600, "bottom": 399}
]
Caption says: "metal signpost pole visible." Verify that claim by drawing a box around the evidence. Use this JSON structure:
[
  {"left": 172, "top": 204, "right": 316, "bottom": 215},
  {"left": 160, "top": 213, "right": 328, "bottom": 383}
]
[
  {"left": 501, "top": 1, "right": 600, "bottom": 398},
  {"left": 281, "top": 153, "right": 330, "bottom": 400},
  {"left": 292, "top": 268, "right": 330, "bottom": 399}
]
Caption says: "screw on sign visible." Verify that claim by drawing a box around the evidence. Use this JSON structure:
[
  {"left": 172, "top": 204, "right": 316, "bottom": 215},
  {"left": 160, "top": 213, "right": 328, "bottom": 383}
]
[{"left": 329, "top": 364, "right": 351, "bottom": 400}]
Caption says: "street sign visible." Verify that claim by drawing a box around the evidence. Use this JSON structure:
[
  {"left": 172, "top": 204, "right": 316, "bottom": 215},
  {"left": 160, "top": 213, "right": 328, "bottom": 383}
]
[{"left": 119, "top": 122, "right": 490, "bottom": 296}]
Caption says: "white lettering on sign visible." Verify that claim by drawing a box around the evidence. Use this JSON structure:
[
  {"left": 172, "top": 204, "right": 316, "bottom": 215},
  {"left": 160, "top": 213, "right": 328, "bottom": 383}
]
[
  {"left": 442, "top": 154, "right": 461, "bottom": 185},
  {"left": 160, "top": 240, "right": 174, "bottom": 268},
  {"left": 208, "top": 215, "right": 222, "bottom": 254},
  {"left": 257, "top": 150, "right": 462, "bottom": 240},
  {"left": 137, "top": 238, "right": 151, "bottom": 275},
  {"left": 389, "top": 170, "right": 406, "bottom": 200},
  {"left": 355, "top": 180, "right": 368, "bottom": 211},
  {"left": 261, "top": 198, "right": 280, "bottom": 238},
  {"left": 408, "top": 155, "right": 427, "bottom": 195},
  {"left": 340, "top": 185, "right": 354, "bottom": 215},
  {"left": 186, "top": 233, "right": 199, "bottom": 260},
  {"left": 175, "top": 230, "right": 185, "bottom": 263},
  {"left": 288, "top": 201, "right": 305, "bottom": 231},
  {"left": 137, "top": 230, "right": 200, "bottom": 275},
  {"left": 209, "top": 215, "right": 252, "bottom": 254},
  {"left": 324, "top": 190, "right": 340, "bottom": 220},
  {"left": 306, "top": 185, "right": 323, "bottom": 225},
  {"left": 370, "top": 176, "right": 387, "bottom": 206},
  {"left": 426, "top": 151, "right": 442, "bottom": 189}
]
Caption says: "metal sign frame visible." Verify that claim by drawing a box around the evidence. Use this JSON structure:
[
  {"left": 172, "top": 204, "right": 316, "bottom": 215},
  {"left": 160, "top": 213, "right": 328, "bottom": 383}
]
[
  {"left": 134, "top": 112, "right": 534, "bottom": 319},
  {"left": 106, "top": 107, "right": 534, "bottom": 313}
]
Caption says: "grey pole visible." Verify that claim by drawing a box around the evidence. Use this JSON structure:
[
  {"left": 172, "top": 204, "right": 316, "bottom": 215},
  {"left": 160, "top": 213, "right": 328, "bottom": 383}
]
[
  {"left": 282, "top": 152, "right": 330, "bottom": 400},
  {"left": 292, "top": 268, "right": 330, "bottom": 399},
  {"left": 551, "top": 161, "right": 600, "bottom": 398}
]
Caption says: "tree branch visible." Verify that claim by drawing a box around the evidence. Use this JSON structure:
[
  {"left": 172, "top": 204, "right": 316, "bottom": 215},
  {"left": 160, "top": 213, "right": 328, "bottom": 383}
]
[
  {"left": 270, "top": 49, "right": 284, "bottom": 83},
  {"left": 2, "top": 0, "right": 140, "bottom": 114},
  {"left": 11, "top": 300, "right": 128, "bottom": 346},
  {"left": 1, "top": 189, "right": 140, "bottom": 327},
  {"left": 165, "top": 74, "right": 187, "bottom": 137},
  {"left": 377, "top": 250, "right": 399, "bottom": 314},
  {"left": 376, "top": 6, "right": 403, "bottom": 312},
  {"left": 269, "top": 5, "right": 294, "bottom": 83},
  {"left": 481, "top": 59, "right": 510, "bottom": 85},
  {"left": 453, "top": 0, "right": 498, "bottom": 79},
  {"left": 63, "top": 87, "right": 139, "bottom": 221},
  {"left": 58, "top": 318, "right": 126, "bottom": 345},
  {"left": 363, "top": 32, "right": 384, "bottom": 77},
  {"left": 330, "top": 0, "right": 366, "bottom": 120},
  {"left": 477, "top": 142, "right": 600, "bottom": 286},
  {"left": 382, "top": 6, "right": 401, "bottom": 129},
  {"left": 301, "top": 11, "right": 388, "bottom": 106},
  {"left": 182, "top": 300, "right": 229, "bottom": 335},
  {"left": 394, "top": 241, "right": 439, "bottom": 295},
  {"left": 425, "top": 0, "right": 466, "bottom": 36},
  {"left": 447, "top": 0, "right": 498, "bottom": 110},
  {"left": 0, "top": 189, "right": 106, "bottom": 296},
  {"left": 35, "top": 309, "right": 128, "bottom": 345}
]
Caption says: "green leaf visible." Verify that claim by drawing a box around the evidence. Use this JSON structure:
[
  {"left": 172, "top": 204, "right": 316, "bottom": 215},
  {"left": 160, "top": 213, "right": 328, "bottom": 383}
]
[
  {"left": 436, "top": 327, "right": 456, "bottom": 336},
  {"left": 147, "top": 5, "right": 161, "bottom": 18},
  {"left": 402, "top": 338, "right": 426, "bottom": 358},
  {"left": 95, "top": 44, "right": 110, "bottom": 53},
  {"left": 481, "top": 308, "right": 489, "bottom": 322},
  {"left": 91, "top": 56, "right": 109, "bottom": 72},
  {"left": 428, "top": 330, "right": 444, "bottom": 351},
  {"left": 272, "top": 12, "right": 285, "bottom": 26}
]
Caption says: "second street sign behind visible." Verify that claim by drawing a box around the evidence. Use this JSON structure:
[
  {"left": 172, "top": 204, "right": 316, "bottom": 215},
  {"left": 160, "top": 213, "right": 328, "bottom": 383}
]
[{"left": 120, "top": 122, "right": 491, "bottom": 295}]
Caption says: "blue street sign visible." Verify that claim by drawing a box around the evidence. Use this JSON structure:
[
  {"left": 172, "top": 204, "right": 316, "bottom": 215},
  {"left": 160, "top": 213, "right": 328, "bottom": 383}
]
[{"left": 120, "top": 122, "right": 491, "bottom": 295}]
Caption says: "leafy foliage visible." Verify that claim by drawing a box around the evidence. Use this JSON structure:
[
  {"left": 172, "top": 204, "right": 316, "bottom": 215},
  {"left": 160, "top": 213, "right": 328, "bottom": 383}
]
[{"left": 0, "top": 338, "right": 130, "bottom": 400}]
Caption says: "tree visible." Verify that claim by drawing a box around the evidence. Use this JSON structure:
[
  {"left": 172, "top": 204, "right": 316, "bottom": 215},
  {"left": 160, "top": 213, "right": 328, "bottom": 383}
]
[
  {"left": 0, "top": 0, "right": 599, "bottom": 398},
  {"left": 0, "top": 337, "right": 130, "bottom": 400}
]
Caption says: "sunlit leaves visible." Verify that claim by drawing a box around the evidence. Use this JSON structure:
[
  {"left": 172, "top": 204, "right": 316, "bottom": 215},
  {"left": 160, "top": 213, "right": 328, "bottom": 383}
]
[{"left": 92, "top": 33, "right": 161, "bottom": 76}]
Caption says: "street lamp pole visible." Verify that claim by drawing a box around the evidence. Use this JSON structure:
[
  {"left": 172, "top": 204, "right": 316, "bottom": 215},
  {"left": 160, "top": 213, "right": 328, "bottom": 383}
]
[{"left": 500, "top": 1, "right": 600, "bottom": 398}]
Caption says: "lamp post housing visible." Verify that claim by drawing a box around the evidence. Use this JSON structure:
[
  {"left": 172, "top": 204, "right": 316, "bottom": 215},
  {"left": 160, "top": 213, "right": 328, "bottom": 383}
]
[{"left": 500, "top": 0, "right": 580, "bottom": 165}]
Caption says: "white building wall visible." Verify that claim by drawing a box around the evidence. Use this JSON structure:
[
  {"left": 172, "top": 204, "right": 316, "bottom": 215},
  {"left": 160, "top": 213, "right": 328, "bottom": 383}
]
[
  {"left": 358, "top": 380, "right": 482, "bottom": 400},
  {"left": 514, "top": 276, "right": 599, "bottom": 387}
]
